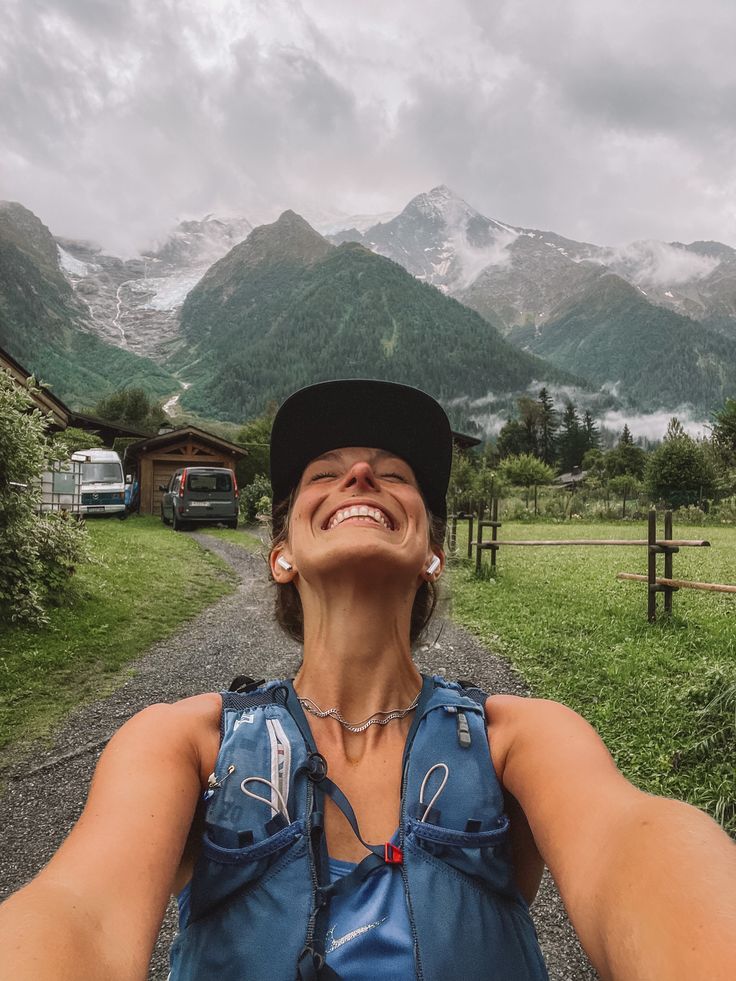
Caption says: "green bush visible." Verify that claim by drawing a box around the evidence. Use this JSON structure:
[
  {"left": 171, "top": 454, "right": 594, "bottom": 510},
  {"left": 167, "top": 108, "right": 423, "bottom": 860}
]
[
  {"left": 240, "top": 474, "right": 272, "bottom": 521},
  {"left": 644, "top": 436, "right": 716, "bottom": 509},
  {"left": 0, "top": 372, "right": 90, "bottom": 625}
]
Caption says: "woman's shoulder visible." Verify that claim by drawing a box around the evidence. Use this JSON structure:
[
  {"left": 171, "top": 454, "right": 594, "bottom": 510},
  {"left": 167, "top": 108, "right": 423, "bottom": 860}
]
[{"left": 118, "top": 693, "right": 223, "bottom": 785}]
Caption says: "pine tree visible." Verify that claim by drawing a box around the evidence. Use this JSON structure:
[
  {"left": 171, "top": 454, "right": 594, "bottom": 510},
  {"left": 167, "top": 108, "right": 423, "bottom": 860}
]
[
  {"left": 582, "top": 411, "right": 600, "bottom": 454},
  {"left": 536, "top": 388, "right": 558, "bottom": 465},
  {"left": 619, "top": 424, "right": 634, "bottom": 446},
  {"left": 557, "top": 402, "right": 587, "bottom": 472},
  {"left": 664, "top": 417, "right": 687, "bottom": 441}
]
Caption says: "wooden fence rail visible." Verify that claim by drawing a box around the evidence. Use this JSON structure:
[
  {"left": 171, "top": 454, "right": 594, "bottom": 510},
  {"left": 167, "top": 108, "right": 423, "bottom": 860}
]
[
  {"left": 616, "top": 574, "right": 736, "bottom": 595},
  {"left": 451, "top": 503, "right": 726, "bottom": 622}
]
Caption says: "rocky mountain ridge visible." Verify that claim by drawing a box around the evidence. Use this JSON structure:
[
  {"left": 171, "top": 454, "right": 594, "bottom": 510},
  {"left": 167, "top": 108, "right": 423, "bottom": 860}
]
[
  {"left": 333, "top": 185, "right": 736, "bottom": 340},
  {"left": 0, "top": 202, "right": 176, "bottom": 406},
  {"left": 55, "top": 214, "right": 254, "bottom": 363},
  {"left": 174, "top": 210, "right": 579, "bottom": 421}
]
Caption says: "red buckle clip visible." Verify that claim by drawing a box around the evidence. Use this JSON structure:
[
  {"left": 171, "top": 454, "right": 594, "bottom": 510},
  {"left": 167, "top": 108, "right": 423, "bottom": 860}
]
[{"left": 384, "top": 842, "right": 403, "bottom": 864}]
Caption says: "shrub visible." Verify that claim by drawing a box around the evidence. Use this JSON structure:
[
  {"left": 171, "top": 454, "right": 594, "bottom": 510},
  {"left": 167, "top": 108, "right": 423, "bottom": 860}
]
[
  {"left": 0, "top": 372, "right": 90, "bottom": 625},
  {"left": 644, "top": 436, "right": 716, "bottom": 509},
  {"left": 240, "top": 474, "right": 272, "bottom": 521}
]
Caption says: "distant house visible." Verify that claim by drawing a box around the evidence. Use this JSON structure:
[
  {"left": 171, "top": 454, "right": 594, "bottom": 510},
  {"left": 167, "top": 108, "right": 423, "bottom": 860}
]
[
  {"left": 452, "top": 431, "right": 481, "bottom": 451},
  {"left": 124, "top": 426, "right": 248, "bottom": 515},
  {"left": 555, "top": 466, "right": 589, "bottom": 490}
]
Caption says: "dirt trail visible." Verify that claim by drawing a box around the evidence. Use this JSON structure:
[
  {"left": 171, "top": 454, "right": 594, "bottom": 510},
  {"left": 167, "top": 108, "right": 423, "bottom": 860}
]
[{"left": 0, "top": 533, "right": 596, "bottom": 979}]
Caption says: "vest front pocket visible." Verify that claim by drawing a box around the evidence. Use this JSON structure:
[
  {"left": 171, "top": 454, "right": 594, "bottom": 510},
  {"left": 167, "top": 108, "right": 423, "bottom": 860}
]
[
  {"left": 404, "top": 821, "right": 548, "bottom": 981},
  {"left": 189, "top": 818, "right": 307, "bottom": 922},
  {"left": 170, "top": 823, "right": 315, "bottom": 981},
  {"left": 406, "top": 815, "right": 513, "bottom": 893}
]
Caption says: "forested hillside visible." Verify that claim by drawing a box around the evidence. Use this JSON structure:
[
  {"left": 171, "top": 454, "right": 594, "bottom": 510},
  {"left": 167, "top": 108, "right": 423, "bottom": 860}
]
[
  {"left": 0, "top": 202, "right": 177, "bottom": 406},
  {"left": 520, "top": 274, "right": 736, "bottom": 411},
  {"left": 176, "top": 212, "right": 577, "bottom": 420}
]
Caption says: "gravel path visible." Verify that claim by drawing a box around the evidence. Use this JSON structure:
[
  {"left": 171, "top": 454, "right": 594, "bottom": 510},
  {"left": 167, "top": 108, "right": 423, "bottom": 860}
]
[{"left": 0, "top": 532, "right": 596, "bottom": 980}]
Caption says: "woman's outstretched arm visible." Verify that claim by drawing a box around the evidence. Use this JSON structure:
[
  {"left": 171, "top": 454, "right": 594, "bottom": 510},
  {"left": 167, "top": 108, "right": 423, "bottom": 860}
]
[
  {"left": 0, "top": 693, "right": 221, "bottom": 981},
  {"left": 487, "top": 694, "right": 736, "bottom": 981}
]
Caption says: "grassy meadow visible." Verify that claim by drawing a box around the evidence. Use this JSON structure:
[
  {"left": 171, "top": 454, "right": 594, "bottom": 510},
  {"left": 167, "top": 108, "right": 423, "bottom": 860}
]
[
  {"left": 0, "top": 516, "right": 236, "bottom": 755},
  {"left": 450, "top": 520, "right": 736, "bottom": 833}
]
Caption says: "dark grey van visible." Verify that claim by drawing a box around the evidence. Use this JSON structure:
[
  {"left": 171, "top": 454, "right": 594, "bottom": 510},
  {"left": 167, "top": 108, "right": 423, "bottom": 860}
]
[{"left": 160, "top": 467, "right": 239, "bottom": 530}]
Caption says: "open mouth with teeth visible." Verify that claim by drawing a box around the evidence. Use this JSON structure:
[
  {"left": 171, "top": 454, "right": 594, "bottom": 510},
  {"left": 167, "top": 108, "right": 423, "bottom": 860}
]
[{"left": 324, "top": 504, "right": 395, "bottom": 531}]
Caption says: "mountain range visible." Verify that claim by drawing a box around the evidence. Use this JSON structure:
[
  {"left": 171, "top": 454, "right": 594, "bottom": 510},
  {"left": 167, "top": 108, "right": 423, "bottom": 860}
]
[
  {"left": 174, "top": 211, "right": 575, "bottom": 421},
  {"left": 333, "top": 186, "right": 736, "bottom": 411},
  {"left": 0, "top": 202, "right": 176, "bottom": 407},
  {"left": 1, "top": 187, "right": 735, "bottom": 427}
]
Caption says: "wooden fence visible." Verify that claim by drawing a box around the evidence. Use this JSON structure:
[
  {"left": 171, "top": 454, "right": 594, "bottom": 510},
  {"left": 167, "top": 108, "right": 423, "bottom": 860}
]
[{"left": 447, "top": 505, "right": 734, "bottom": 621}]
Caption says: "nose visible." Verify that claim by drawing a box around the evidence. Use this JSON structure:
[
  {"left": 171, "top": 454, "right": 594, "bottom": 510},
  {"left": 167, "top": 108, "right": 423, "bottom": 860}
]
[{"left": 342, "top": 460, "right": 378, "bottom": 492}]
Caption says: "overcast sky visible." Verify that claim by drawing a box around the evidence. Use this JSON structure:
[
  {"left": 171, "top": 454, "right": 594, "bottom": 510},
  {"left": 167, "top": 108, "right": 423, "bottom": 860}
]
[{"left": 3, "top": 0, "right": 736, "bottom": 253}]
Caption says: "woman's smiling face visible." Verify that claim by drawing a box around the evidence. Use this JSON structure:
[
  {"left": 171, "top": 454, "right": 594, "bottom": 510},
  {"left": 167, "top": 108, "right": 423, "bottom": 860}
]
[{"left": 285, "top": 447, "right": 433, "bottom": 577}]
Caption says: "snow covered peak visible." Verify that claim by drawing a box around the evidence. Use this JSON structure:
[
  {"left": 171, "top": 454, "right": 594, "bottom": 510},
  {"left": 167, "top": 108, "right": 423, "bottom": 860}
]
[
  {"left": 145, "top": 214, "right": 253, "bottom": 268},
  {"left": 404, "top": 185, "right": 480, "bottom": 224}
]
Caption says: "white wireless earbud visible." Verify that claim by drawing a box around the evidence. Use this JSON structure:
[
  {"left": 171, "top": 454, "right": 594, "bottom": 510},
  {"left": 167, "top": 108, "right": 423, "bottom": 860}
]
[
  {"left": 276, "top": 556, "right": 293, "bottom": 571},
  {"left": 426, "top": 555, "right": 441, "bottom": 575}
]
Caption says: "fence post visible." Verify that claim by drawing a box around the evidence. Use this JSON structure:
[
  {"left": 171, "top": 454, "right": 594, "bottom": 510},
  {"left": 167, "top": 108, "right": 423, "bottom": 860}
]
[
  {"left": 467, "top": 513, "right": 474, "bottom": 560},
  {"left": 491, "top": 497, "right": 499, "bottom": 571},
  {"left": 449, "top": 514, "right": 458, "bottom": 556},
  {"left": 475, "top": 520, "right": 484, "bottom": 575},
  {"left": 648, "top": 509, "right": 657, "bottom": 623},
  {"left": 664, "top": 510, "right": 675, "bottom": 615}
]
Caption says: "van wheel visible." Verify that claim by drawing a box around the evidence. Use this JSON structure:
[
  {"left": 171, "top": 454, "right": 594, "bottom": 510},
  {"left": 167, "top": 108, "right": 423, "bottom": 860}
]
[
  {"left": 172, "top": 511, "right": 181, "bottom": 531},
  {"left": 227, "top": 518, "right": 238, "bottom": 530},
  {"left": 161, "top": 507, "right": 171, "bottom": 526}
]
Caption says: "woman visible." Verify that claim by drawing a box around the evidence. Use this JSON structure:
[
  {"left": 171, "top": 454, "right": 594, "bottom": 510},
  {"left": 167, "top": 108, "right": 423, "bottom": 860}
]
[{"left": 0, "top": 379, "right": 734, "bottom": 981}]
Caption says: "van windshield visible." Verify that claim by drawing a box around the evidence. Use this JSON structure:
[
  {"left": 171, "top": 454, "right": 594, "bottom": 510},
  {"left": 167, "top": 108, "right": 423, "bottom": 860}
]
[
  {"left": 81, "top": 462, "right": 123, "bottom": 484},
  {"left": 187, "top": 472, "right": 232, "bottom": 493}
]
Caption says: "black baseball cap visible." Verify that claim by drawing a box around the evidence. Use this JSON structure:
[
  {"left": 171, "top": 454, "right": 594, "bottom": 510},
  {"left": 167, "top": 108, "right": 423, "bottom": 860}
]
[{"left": 270, "top": 380, "right": 452, "bottom": 521}]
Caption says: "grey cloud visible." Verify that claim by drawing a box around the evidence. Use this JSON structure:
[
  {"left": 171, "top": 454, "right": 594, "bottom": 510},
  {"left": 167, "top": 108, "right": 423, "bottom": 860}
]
[{"left": 2, "top": 0, "right": 736, "bottom": 252}]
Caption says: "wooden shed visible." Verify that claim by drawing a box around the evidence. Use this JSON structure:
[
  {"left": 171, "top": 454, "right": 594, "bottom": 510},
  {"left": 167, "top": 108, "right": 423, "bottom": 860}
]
[{"left": 125, "top": 426, "right": 247, "bottom": 516}]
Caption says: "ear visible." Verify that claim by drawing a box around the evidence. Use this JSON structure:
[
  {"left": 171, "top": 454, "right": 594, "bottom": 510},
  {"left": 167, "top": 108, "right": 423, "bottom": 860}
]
[
  {"left": 270, "top": 548, "right": 297, "bottom": 582},
  {"left": 423, "top": 548, "right": 445, "bottom": 581}
]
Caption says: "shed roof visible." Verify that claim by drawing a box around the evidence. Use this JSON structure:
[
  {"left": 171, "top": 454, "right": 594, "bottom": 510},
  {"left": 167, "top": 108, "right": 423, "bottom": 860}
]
[
  {"left": 125, "top": 425, "right": 247, "bottom": 459},
  {"left": 452, "top": 430, "right": 482, "bottom": 450}
]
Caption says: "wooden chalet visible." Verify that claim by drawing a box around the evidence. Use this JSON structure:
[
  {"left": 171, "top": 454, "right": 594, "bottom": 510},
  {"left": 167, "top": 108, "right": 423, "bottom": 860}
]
[{"left": 125, "top": 426, "right": 247, "bottom": 515}]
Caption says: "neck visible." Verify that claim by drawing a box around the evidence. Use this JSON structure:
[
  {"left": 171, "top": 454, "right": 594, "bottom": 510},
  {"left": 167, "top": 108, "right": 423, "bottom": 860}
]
[{"left": 294, "top": 574, "right": 423, "bottom": 722}]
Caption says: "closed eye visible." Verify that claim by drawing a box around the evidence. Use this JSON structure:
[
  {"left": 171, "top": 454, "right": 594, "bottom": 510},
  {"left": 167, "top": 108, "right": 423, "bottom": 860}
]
[
  {"left": 381, "top": 472, "right": 409, "bottom": 482},
  {"left": 309, "top": 471, "right": 336, "bottom": 481}
]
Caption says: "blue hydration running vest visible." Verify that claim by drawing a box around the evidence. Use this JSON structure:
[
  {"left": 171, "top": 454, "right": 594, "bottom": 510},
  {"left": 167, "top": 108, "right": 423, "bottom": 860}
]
[{"left": 169, "top": 675, "right": 549, "bottom": 980}]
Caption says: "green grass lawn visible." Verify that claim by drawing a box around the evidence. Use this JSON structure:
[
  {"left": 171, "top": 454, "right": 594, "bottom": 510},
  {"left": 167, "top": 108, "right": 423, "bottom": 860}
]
[
  {"left": 450, "top": 520, "right": 736, "bottom": 833},
  {"left": 0, "top": 515, "right": 236, "bottom": 755}
]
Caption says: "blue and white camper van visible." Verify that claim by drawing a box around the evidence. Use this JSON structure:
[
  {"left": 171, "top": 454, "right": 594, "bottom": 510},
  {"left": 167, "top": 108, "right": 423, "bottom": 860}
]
[{"left": 71, "top": 448, "right": 126, "bottom": 516}]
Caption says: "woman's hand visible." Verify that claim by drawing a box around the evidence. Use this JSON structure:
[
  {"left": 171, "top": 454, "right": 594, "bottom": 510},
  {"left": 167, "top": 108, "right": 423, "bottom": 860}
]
[
  {"left": 0, "top": 693, "right": 221, "bottom": 981},
  {"left": 486, "top": 695, "right": 736, "bottom": 980}
]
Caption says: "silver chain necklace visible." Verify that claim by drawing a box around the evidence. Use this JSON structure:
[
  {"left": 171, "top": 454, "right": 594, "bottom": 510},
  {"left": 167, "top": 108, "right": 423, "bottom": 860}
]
[{"left": 298, "top": 691, "right": 421, "bottom": 734}]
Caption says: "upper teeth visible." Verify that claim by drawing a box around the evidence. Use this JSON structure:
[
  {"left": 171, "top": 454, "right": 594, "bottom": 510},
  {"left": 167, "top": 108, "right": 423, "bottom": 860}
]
[{"left": 328, "top": 506, "right": 391, "bottom": 530}]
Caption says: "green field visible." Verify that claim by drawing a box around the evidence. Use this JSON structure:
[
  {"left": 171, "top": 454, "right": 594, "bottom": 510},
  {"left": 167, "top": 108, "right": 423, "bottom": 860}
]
[
  {"left": 0, "top": 516, "right": 236, "bottom": 755},
  {"left": 450, "top": 520, "right": 736, "bottom": 833}
]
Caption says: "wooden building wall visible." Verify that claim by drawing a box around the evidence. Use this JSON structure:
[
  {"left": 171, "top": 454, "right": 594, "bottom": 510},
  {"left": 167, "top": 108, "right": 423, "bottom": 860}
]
[{"left": 137, "top": 438, "right": 240, "bottom": 515}]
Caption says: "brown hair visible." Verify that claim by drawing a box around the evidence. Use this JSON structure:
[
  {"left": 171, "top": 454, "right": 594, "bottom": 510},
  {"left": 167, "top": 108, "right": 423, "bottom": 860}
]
[{"left": 270, "top": 494, "right": 445, "bottom": 646}]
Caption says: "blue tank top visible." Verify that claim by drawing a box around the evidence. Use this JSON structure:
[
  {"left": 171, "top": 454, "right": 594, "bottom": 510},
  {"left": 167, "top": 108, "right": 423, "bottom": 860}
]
[{"left": 326, "top": 855, "right": 414, "bottom": 980}]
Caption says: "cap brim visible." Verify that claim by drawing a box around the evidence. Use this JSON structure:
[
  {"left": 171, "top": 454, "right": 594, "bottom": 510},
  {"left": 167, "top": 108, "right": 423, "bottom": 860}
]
[{"left": 270, "top": 380, "right": 451, "bottom": 519}]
